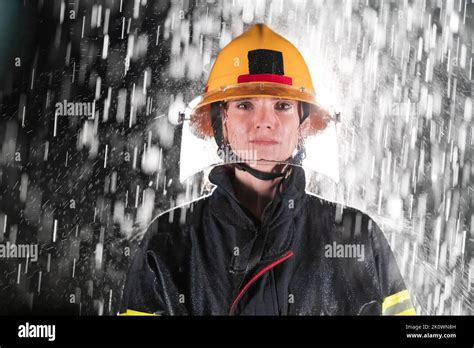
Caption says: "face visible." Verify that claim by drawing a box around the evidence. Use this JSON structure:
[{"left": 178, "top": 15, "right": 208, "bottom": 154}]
[{"left": 222, "top": 97, "right": 308, "bottom": 170}]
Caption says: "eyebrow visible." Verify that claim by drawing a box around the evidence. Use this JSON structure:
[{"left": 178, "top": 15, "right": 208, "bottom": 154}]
[
  {"left": 227, "top": 98, "right": 247, "bottom": 102},
  {"left": 229, "top": 98, "right": 291, "bottom": 102}
]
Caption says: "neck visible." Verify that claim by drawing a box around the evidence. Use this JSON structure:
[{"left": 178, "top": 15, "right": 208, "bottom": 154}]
[{"left": 232, "top": 164, "right": 285, "bottom": 221}]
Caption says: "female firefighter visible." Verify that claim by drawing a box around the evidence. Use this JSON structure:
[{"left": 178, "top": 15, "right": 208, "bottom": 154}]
[{"left": 119, "top": 23, "right": 416, "bottom": 316}]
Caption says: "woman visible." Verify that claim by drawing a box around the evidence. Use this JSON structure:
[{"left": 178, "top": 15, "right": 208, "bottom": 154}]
[{"left": 119, "top": 23, "right": 415, "bottom": 316}]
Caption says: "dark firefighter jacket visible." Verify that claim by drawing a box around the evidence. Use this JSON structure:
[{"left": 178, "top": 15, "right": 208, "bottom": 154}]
[{"left": 119, "top": 165, "right": 416, "bottom": 316}]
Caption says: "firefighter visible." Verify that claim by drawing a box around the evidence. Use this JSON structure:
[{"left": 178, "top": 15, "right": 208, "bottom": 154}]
[{"left": 119, "top": 23, "right": 416, "bottom": 316}]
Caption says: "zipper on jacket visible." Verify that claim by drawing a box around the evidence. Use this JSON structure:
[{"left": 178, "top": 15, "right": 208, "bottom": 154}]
[
  {"left": 242, "top": 194, "right": 279, "bottom": 274},
  {"left": 230, "top": 174, "right": 292, "bottom": 314},
  {"left": 229, "top": 250, "right": 294, "bottom": 315}
]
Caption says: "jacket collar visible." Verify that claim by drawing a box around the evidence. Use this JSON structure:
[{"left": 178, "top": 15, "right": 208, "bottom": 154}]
[
  {"left": 207, "top": 164, "right": 307, "bottom": 272},
  {"left": 209, "top": 165, "right": 306, "bottom": 273},
  {"left": 207, "top": 164, "right": 307, "bottom": 230}
]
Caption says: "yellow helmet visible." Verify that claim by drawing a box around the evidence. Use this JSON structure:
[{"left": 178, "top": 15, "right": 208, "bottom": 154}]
[{"left": 189, "top": 23, "right": 332, "bottom": 139}]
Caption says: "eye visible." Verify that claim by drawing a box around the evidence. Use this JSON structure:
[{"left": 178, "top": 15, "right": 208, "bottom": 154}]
[
  {"left": 236, "top": 102, "right": 253, "bottom": 110},
  {"left": 275, "top": 101, "right": 293, "bottom": 111}
]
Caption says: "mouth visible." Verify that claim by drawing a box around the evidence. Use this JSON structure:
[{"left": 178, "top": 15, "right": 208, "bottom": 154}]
[{"left": 249, "top": 139, "right": 279, "bottom": 145}]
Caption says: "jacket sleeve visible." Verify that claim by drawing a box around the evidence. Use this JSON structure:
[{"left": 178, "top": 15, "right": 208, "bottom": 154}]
[
  {"left": 119, "top": 224, "right": 182, "bottom": 316},
  {"left": 370, "top": 219, "right": 416, "bottom": 315}
]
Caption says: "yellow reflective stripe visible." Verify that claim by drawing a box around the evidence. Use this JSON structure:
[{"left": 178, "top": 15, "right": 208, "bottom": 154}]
[
  {"left": 396, "top": 308, "right": 417, "bottom": 316},
  {"left": 382, "top": 289, "right": 411, "bottom": 311},
  {"left": 118, "top": 309, "right": 159, "bottom": 316}
]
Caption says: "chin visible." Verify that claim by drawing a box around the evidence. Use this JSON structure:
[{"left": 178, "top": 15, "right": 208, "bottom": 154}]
[
  {"left": 245, "top": 159, "right": 288, "bottom": 173},
  {"left": 231, "top": 146, "right": 292, "bottom": 170}
]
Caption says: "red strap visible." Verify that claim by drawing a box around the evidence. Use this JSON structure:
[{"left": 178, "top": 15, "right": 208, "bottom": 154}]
[
  {"left": 229, "top": 250, "right": 294, "bottom": 315},
  {"left": 237, "top": 73, "right": 293, "bottom": 85}
]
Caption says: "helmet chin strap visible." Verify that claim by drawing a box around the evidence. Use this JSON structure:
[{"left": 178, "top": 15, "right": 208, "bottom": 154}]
[
  {"left": 233, "top": 162, "right": 289, "bottom": 181},
  {"left": 210, "top": 101, "right": 309, "bottom": 181}
]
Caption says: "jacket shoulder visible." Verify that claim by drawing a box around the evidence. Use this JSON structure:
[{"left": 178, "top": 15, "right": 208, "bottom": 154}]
[
  {"left": 141, "top": 195, "right": 211, "bottom": 245},
  {"left": 304, "top": 191, "right": 382, "bottom": 239},
  {"left": 304, "top": 192, "right": 411, "bottom": 312}
]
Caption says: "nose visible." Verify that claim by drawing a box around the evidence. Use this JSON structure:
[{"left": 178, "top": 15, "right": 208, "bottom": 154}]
[{"left": 254, "top": 103, "right": 277, "bottom": 130}]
